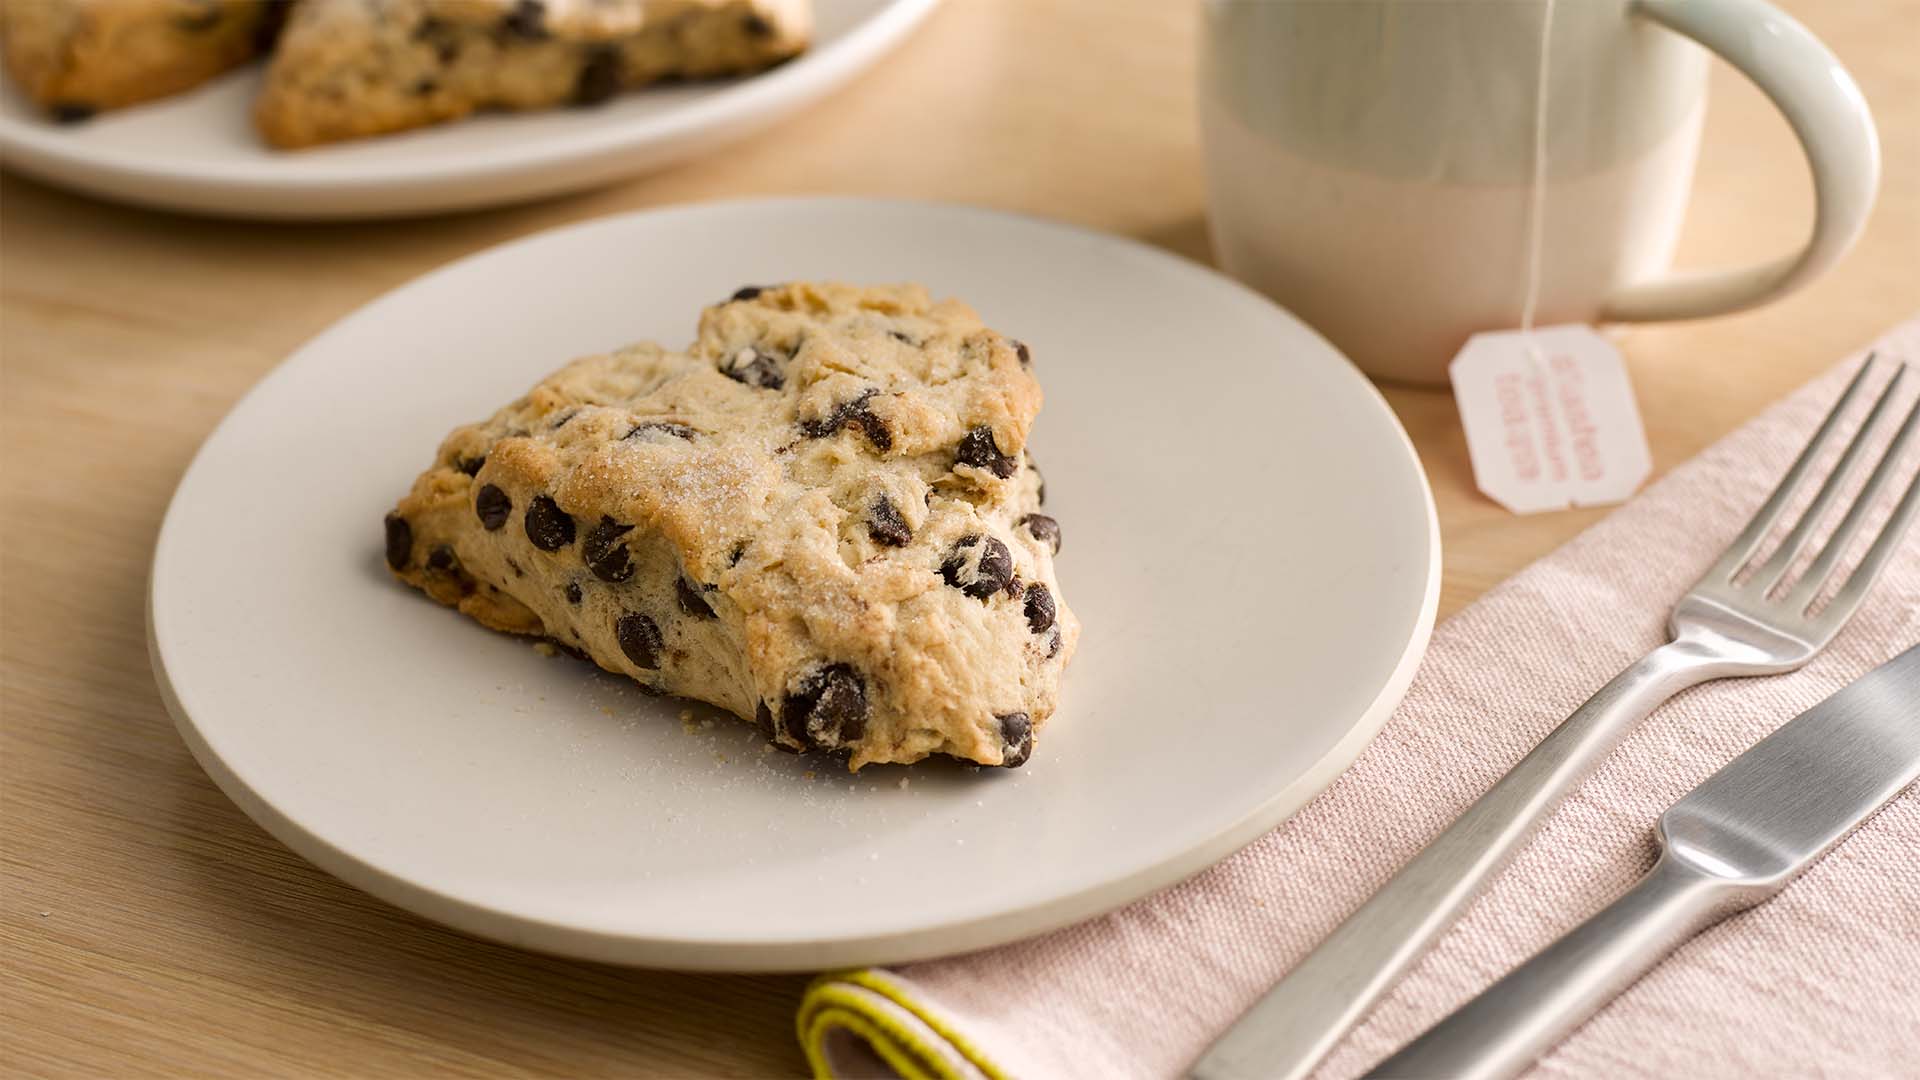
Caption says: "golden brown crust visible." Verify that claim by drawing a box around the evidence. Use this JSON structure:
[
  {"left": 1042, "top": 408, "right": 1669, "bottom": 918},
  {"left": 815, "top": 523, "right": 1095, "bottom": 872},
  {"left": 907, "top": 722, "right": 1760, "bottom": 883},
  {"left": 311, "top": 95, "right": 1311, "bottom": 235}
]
[
  {"left": 0, "top": 0, "right": 271, "bottom": 116},
  {"left": 386, "top": 283, "right": 1077, "bottom": 770}
]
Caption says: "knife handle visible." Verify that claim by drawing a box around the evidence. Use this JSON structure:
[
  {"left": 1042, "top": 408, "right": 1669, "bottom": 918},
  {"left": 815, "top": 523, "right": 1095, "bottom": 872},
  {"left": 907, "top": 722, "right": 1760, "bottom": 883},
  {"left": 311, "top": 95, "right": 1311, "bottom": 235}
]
[
  {"left": 1188, "top": 638, "right": 1734, "bottom": 1080},
  {"left": 1363, "top": 852, "right": 1763, "bottom": 1080}
]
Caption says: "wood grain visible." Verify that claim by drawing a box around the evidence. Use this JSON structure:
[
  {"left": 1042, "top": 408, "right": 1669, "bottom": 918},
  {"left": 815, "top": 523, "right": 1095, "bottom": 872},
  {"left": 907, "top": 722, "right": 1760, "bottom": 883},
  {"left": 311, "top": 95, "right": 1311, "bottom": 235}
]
[{"left": 3, "top": 0, "right": 1915, "bottom": 1075}]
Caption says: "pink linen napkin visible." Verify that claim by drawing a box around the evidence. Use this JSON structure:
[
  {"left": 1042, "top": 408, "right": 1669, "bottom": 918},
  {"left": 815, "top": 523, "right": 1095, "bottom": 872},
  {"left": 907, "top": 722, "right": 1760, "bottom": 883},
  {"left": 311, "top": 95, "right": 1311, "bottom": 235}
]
[{"left": 800, "top": 317, "right": 1920, "bottom": 1079}]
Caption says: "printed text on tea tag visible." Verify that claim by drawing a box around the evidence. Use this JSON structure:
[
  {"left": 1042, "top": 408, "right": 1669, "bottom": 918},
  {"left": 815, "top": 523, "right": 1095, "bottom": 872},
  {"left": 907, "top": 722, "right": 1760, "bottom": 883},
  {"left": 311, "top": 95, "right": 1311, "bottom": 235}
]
[{"left": 1450, "top": 324, "right": 1651, "bottom": 514}]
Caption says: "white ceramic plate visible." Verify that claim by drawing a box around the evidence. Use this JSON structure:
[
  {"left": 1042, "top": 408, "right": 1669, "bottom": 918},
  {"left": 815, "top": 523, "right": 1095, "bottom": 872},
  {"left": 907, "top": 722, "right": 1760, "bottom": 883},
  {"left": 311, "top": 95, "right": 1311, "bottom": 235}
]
[
  {"left": 151, "top": 198, "right": 1439, "bottom": 971},
  {"left": 0, "top": 0, "right": 936, "bottom": 219}
]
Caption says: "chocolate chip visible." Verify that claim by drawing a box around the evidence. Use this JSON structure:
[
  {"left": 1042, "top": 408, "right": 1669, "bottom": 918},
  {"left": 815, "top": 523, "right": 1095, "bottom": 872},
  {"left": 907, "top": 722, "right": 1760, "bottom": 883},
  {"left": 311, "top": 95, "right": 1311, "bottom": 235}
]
[
  {"left": 847, "top": 398, "right": 892, "bottom": 452},
  {"left": 615, "top": 613, "right": 662, "bottom": 669},
  {"left": 997, "top": 712, "right": 1033, "bottom": 768},
  {"left": 625, "top": 420, "right": 698, "bottom": 442},
  {"left": 674, "top": 577, "right": 715, "bottom": 618},
  {"left": 457, "top": 455, "right": 485, "bottom": 476},
  {"left": 731, "top": 285, "right": 766, "bottom": 302},
  {"left": 802, "top": 389, "right": 889, "bottom": 451},
  {"left": 1014, "top": 340, "right": 1032, "bottom": 366},
  {"left": 383, "top": 514, "right": 412, "bottom": 570},
  {"left": 573, "top": 46, "right": 622, "bottom": 106},
  {"left": 525, "top": 495, "right": 575, "bottom": 550},
  {"left": 798, "top": 390, "right": 865, "bottom": 437},
  {"left": 427, "top": 545, "right": 458, "bottom": 572},
  {"left": 582, "top": 517, "right": 635, "bottom": 582},
  {"left": 475, "top": 484, "right": 512, "bottom": 531},
  {"left": 1003, "top": 574, "right": 1024, "bottom": 599},
  {"left": 1023, "top": 583, "right": 1056, "bottom": 633},
  {"left": 413, "top": 16, "right": 459, "bottom": 61},
  {"left": 49, "top": 102, "right": 94, "bottom": 124},
  {"left": 501, "top": 0, "right": 548, "bottom": 39},
  {"left": 743, "top": 12, "right": 774, "bottom": 37},
  {"left": 1019, "top": 513, "right": 1061, "bottom": 555},
  {"left": 868, "top": 495, "right": 911, "bottom": 547},
  {"left": 1046, "top": 628, "right": 1062, "bottom": 658},
  {"left": 941, "top": 535, "right": 1014, "bottom": 599},
  {"left": 782, "top": 664, "right": 868, "bottom": 749},
  {"left": 719, "top": 346, "right": 786, "bottom": 390},
  {"left": 565, "top": 582, "right": 583, "bottom": 604},
  {"left": 765, "top": 698, "right": 802, "bottom": 752},
  {"left": 955, "top": 425, "right": 1017, "bottom": 479}
]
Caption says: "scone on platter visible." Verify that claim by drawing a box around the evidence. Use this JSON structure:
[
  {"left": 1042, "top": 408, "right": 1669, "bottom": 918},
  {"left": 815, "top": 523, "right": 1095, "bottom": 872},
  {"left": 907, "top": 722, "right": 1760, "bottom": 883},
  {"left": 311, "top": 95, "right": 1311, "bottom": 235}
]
[
  {"left": 384, "top": 283, "right": 1077, "bottom": 771},
  {"left": 0, "top": 0, "right": 812, "bottom": 146},
  {"left": 257, "top": 0, "right": 811, "bottom": 147}
]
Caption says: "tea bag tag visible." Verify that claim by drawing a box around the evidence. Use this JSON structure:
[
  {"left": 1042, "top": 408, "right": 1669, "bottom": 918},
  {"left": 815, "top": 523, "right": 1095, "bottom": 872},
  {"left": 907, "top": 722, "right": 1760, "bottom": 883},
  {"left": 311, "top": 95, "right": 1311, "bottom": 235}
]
[{"left": 1449, "top": 324, "right": 1651, "bottom": 514}]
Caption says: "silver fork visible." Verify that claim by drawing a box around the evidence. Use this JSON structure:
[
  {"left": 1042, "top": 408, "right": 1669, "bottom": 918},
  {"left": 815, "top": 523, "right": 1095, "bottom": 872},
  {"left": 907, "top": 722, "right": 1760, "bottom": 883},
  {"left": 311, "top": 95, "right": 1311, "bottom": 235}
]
[{"left": 1191, "top": 356, "right": 1920, "bottom": 1080}]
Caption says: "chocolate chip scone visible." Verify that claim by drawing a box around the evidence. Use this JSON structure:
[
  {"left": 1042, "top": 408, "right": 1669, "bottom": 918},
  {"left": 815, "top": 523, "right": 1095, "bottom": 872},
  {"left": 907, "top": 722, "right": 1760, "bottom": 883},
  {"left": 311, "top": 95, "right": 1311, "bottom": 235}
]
[
  {"left": 256, "top": 0, "right": 810, "bottom": 148},
  {"left": 385, "top": 283, "right": 1077, "bottom": 771},
  {"left": 0, "top": 0, "right": 278, "bottom": 121}
]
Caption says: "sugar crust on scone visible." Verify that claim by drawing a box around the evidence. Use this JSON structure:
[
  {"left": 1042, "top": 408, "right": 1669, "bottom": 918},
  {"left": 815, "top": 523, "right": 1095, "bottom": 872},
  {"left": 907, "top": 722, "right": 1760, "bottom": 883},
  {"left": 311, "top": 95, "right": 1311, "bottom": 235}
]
[{"left": 385, "top": 282, "right": 1076, "bottom": 771}]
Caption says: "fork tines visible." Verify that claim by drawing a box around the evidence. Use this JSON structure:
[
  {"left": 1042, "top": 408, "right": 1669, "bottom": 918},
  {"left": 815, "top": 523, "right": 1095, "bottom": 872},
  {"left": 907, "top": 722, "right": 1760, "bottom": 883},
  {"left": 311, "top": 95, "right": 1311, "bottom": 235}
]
[{"left": 1708, "top": 354, "right": 1920, "bottom": 626}]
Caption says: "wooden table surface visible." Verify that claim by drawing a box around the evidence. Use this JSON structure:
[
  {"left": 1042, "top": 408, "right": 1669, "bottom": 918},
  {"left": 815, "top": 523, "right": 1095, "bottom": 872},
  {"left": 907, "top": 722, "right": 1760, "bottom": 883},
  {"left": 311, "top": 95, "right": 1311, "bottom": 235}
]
[{"left": 4, "top": 0, "right": 1915, "bottom": 1075}]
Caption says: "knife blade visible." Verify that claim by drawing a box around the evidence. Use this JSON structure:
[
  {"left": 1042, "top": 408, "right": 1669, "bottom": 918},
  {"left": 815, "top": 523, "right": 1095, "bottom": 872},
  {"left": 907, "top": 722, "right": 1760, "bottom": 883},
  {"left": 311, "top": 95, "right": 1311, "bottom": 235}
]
[{"left": 1368, "top": 643, "right": 1920, "bottom": 1080}]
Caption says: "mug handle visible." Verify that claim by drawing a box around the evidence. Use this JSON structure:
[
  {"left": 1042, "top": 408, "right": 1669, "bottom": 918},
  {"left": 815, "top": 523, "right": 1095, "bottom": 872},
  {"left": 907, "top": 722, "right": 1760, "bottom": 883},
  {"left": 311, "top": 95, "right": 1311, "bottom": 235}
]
[{"left": 1602, "top": 0, "right": 1879, "bottom": 322}]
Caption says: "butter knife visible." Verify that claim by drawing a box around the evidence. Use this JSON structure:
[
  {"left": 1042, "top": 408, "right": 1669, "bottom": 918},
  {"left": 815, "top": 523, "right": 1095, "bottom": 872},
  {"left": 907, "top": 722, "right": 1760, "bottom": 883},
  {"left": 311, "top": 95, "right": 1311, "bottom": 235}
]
[{"left": 1367, "top": 643, "right": 1920, "bottom": 1080}]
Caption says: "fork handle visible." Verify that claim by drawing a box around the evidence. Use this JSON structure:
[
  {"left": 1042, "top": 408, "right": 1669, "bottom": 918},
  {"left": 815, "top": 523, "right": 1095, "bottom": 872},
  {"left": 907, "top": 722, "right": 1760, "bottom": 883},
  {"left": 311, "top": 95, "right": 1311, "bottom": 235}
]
[
  {"left": 1187, "top": 639, "right": 1731, "bottom": 1080},
  {"left": 1364, "top": 854, "right": 1752, "bottom": 1079}
]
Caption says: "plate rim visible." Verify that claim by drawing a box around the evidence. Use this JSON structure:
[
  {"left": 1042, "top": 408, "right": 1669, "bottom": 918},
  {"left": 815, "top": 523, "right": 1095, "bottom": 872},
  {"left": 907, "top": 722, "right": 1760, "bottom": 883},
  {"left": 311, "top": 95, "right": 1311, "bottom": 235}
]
[
  {"left": 148, "top": 195, "right": 1442, "bottom": 971},
  {"left": 0, "top": 0, "right": 942, "bottom": 218}
]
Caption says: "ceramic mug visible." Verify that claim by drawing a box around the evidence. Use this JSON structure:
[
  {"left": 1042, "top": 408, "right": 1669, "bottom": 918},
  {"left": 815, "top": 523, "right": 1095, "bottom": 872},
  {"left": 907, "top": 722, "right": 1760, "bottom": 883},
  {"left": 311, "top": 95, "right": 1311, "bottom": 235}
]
[{"left": 1200, "top": 0, "right": 1880, "bottom": 385}]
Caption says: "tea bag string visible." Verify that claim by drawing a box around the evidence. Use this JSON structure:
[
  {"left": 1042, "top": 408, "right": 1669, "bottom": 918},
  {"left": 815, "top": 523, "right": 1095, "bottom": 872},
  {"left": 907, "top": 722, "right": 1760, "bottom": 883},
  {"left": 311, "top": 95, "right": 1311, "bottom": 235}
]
[{"left": 1520, "top": 0, "right": 1557, "bottom": 350}]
